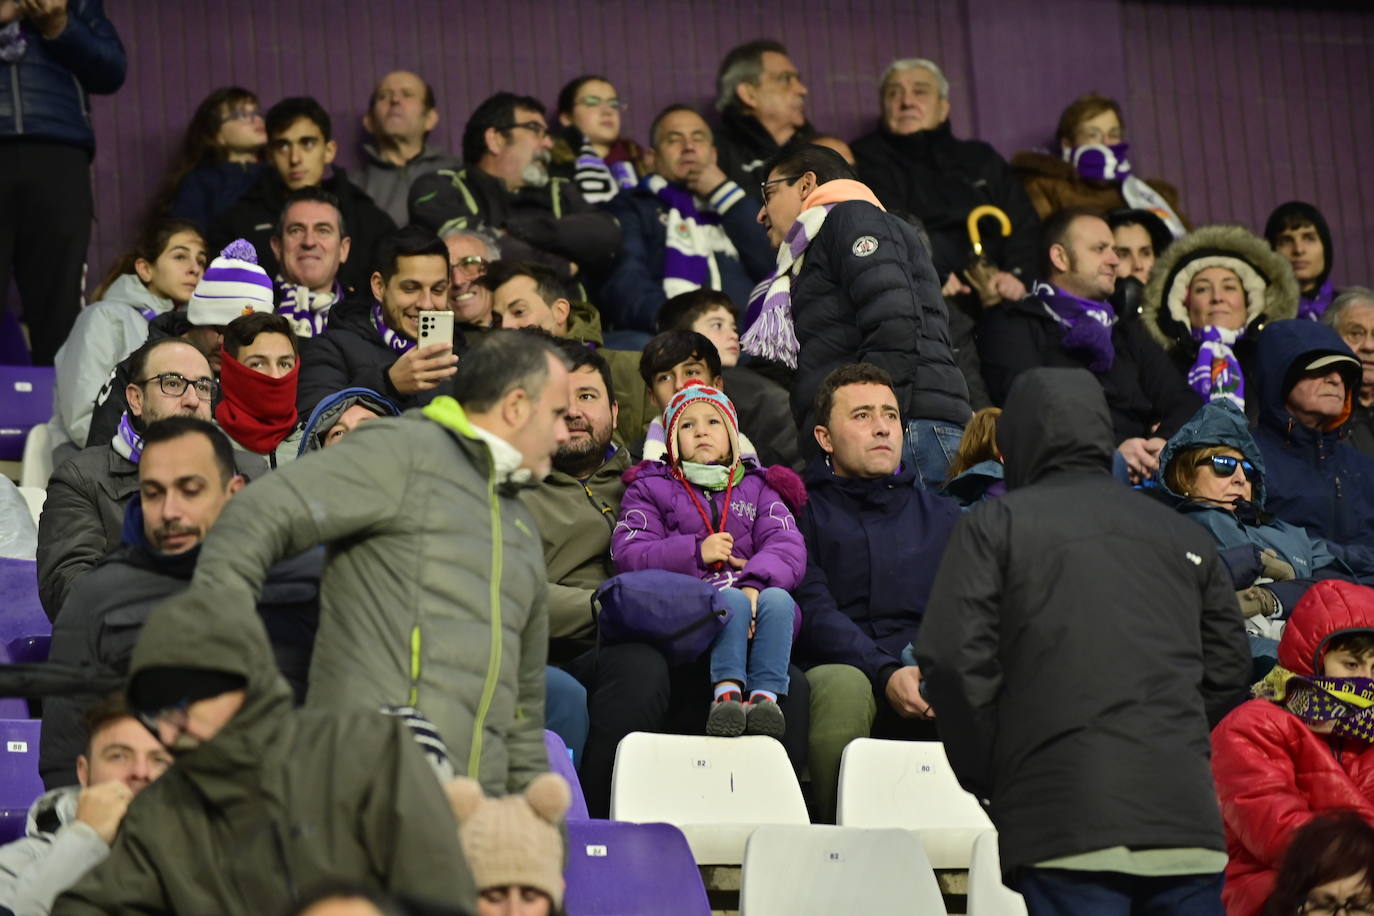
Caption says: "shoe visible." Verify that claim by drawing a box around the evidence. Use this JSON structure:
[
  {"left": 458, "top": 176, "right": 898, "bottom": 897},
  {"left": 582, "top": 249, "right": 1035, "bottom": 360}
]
[
  {"left": 706, "top": 691, "right": 746, "bottom": 737},
  {"left": 745, "top": 697, "right": 786, "bottom": 739}
]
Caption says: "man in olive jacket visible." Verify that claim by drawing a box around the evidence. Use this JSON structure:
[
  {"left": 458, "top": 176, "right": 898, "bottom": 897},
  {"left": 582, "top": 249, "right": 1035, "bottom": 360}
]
[
  {"left": 53, "top": 587, "right": 474, "bottom": 915},
  {"left": 148, "top": 330, "right": 571, "bottom": 796}
]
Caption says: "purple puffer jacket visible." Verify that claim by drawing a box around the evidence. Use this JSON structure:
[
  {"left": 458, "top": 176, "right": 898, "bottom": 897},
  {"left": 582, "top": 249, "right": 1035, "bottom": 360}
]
[{"left": 611, "top": 461, "right": 808, "bottom": 595}]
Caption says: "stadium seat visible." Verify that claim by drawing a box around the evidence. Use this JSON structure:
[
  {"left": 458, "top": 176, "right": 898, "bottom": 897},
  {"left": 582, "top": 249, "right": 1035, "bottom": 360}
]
[
  {"left": 967, "top": 829, "right": 1029, "bottom": 916},
  {"left": 0, "top": 719, "right": 43, "bottom": 843},
  {"left": 2, "top": 366, "right": 55, "bottom": 466},
  {"left": 0, "top": 557, "right": 50, "bottom": 664},
  {"left": 610, "top": 732, "right": 809, "bottom": 864},
  {"left": 19, "top": 422, "right": 53, "bottom": 490},
  {"left": 544, "top": 729, "right": 589, "bottom": 820},
  {"left": 739, "top": 824, "right": 944, "bottom": 915},
  {"left": 17, "top": 485, "right": 44, "bottom": 527},
  {"left": 564, "top": 819, "right": 711, "bottom": 915},
  {"left": 837, "top": 738, "right": 994, "bottom": 867}
]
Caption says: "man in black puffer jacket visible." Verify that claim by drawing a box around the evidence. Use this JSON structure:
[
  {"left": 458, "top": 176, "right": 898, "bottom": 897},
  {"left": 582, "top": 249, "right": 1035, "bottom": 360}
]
[{"left": 748, "top": 144, "right": 969, "bottom": 488}]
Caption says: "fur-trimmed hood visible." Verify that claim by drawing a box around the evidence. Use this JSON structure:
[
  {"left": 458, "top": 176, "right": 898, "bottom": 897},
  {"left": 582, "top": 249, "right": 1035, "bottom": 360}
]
[{"left": 1143, "top": 224, "right": 1299, "bottom": 350}]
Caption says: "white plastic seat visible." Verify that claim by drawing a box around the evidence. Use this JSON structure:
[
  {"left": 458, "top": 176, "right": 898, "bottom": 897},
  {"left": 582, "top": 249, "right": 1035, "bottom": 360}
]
[
  {"left": 610, "top": 732, "right": 810, "bottom": 865},
  {"left": 740, "top": 824, "right": 944, "bottom": 915},
  {"left": 837, "top": 738, "right": 994, "bottom": 867},
  {"left": 19, "top": 424, "right": 52, "bottom": 490},
  {"left": 967, "top": 829, "right": 1028, "bottom": 916},
  {"left": 16, "top": 487, "right": 44, "bottom": 527}
]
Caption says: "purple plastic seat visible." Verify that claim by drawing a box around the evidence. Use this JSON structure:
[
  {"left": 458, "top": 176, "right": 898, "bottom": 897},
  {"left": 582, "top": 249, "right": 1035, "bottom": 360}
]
[
  {"left": 564, "top": 820, "right": 711, "bottom": 916},
  {"left": 0, "top": 719, "right": 43, "bottom": 843},
  {"left": 545, "top": 729, "right": 589, "bottom": 821},
  {"left": 0, "top": 557, "right": 49, "bottom": 655},
  {"left": 0, "top": 366, "right": 54, "bottom": 460}
]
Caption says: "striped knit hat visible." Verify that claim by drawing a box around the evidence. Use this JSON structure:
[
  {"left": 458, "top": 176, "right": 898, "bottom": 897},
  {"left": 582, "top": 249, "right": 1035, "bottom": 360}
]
[
  {"left": 664, "top": 380, "right": 740, "bottom": 467},
  {"left": 186, "top": 239, "right": 275, "bottom": 326}
]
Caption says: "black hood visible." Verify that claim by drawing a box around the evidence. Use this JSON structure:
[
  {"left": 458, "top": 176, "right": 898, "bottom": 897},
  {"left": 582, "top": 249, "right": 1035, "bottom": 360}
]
[
  {"left": 997, "top": 368, "right": 1114, "bottom": 489},
  {"left": 1264, "top": 200, "right": 1334, "bottom": 293}
]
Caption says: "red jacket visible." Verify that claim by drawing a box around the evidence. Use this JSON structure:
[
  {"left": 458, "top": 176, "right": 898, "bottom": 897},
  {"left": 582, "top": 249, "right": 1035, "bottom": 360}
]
[{"left": 1211, "top": 580, "right": 1374, "bottom": 916}]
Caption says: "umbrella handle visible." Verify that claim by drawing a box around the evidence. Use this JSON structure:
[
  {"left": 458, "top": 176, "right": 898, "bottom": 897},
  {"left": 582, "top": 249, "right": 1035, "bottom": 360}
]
[{"left": 968, "top": 205, "right": 1012, "bottom": 257}]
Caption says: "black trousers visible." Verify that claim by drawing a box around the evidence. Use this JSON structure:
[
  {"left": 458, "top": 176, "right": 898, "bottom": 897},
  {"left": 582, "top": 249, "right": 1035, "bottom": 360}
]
[
  {"left": 0, "top": 140, "right": 93, "bottom": 365},
  {"left": 562, "top": 643, "right": 810, "bottom": 818}
]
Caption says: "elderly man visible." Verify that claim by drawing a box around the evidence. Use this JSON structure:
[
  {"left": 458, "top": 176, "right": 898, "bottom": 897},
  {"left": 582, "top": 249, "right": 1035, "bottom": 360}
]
[
  {"left": 1323, "top": 286, "right": 1374, "bottom": 455},
  {"left": 271, "top": 187, "right": 351, "bottom": 337},
  {"left": 600, "top": 105, "right": 773, "bottom": 334},
  {"left": 441, "top": 226, "right": 501, "bottom": 329},
  {"left": 712, "top": 39, "right": 814, "bottom": 189},
  {"left": 852, "top": 57, "right": 1039, "bottom": 301},
  {"left": 356, "top": 70, "right": 463, "bottom": 227}
]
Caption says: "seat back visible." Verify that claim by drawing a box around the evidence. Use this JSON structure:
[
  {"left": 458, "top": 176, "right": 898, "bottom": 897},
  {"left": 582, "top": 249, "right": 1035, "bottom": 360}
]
[
  {"left": 17, "top": 486, "right": 45, "bottom": 527},
  {"left": 967, "top": 829, "right": 1028, "bottom": 916},
  {"left": 837, "top": 738, "right": 993, "bottom": 867},
  {"left": 0, "top": 719, "right": 43, "bottom": 842},
  {"left": 0, "top": 557, "right": 49, "bottom": 650},
  {"left": 544, "top": 729, "right": 589, "bottom": 820},
  {"left": 2, "top": 366, "right": 55, "bottom": 465},
  {"left": 564, "top": 819, "right": 711, "bottom": 915},
  {"left": 740, "top": 824, "right": 944, "bottom": 915}
]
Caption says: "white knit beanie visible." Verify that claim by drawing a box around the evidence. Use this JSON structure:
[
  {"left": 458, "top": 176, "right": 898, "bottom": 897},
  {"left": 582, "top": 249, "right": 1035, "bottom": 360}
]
[{"left": 186, "top": 239, "right": 275, "bottom": 326}]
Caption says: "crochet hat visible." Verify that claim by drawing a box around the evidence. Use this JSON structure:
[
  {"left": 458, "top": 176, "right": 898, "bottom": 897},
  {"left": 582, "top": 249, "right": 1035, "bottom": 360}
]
[
  {"left": 663, "top": 380, "right": 740, "bottom": 467},
  {"left": 186, "top": 239, "right": 276, "bottom": 327},
  {"left": 446, "top": 772, "right": 570, "bottom": 908}
]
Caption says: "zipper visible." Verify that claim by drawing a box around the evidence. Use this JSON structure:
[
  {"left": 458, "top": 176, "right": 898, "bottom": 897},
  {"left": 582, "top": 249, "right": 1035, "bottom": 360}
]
[
  {"left": 582, "top": 480, "right": 617, "bottom": 535},
  {"left": 10, "top": 68, "right": 21, "bottom": 133},
  {"left": 468, "top": 449, "right": 505, "bottom": 780}
]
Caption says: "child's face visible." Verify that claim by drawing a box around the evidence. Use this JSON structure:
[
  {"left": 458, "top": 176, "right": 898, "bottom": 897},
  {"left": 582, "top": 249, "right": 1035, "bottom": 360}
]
[
  {"left": 676, "top": 401, "right": 731, "bottom": 465},
  {"left": 1323, "top": 648, "right": 1374, "bottom": 680},
  {"left": 650, "top": 358, "right": 719, "bottom": 412},
  {"left": 691, "top": 306, "right": 740, "bottom": 368}
]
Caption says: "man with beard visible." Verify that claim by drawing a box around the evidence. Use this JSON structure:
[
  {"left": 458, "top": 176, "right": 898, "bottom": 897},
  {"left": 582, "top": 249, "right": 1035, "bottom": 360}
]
[{"left": 408, "top": 92, "right": 620, "bottom": 282}]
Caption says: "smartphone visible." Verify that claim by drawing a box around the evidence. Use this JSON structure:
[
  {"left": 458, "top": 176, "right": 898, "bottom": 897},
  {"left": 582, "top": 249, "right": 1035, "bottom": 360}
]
[{"left": 417, "top": 310, "right": 455, "bottom": 350}]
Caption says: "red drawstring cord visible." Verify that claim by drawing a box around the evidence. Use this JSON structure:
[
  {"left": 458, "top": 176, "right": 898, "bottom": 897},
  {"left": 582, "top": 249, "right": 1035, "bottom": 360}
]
[{"left": 674, "top": 465, "right": 737, "bottom": 571}]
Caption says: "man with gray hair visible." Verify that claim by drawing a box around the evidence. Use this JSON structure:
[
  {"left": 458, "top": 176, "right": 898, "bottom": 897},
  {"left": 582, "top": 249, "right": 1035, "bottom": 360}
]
[
  {"left": 441, "top": 226, "right": 501, "bottom": 329},
  {"left": 1323, "top": 285, "right": 1374, "bottom": 455},
  {"left": 160, "top": 329, "right": 571, "bottom": 795},
  {"left": 713, "top": 39, "right": 816, "bottom": 189}
]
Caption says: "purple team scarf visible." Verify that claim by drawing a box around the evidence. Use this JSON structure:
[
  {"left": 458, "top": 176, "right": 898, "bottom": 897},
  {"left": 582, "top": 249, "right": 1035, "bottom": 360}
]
[
  {"left": 1255, "top": 666, "right": 1374, "bottom": 744},
  {"left": 741, "top": 204, "right": 836, "bottom": 368},
  {"left": 1033, "top": 281, "right": 1117, "bottom": 373},
  {"left": 112, "top": 412, "right": 144, "bottom": 463},
  {"left": 1063, "top": 142, "right": 1133, "bottom": 183},
  {"left": 1298, "top": 279, "right": 1336, "bottom": 322},
  {"left": 278, "top": 280, "right": 344, "bottom": 337},
  {"left": 644, "top": 174, "right": 735, "bottom": 298},
  {"left": 1189, "top": 325, "right": 1246, "bottom": 409},
  {"left": 371, "top": 302, "right": 414, "bottom": 354},
  {"left": 0, "top": 22, "right": 26, "bottom": 64}
]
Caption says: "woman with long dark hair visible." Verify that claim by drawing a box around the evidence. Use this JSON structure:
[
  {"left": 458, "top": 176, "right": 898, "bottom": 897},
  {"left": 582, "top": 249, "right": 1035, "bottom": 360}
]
[{"left": 159, "top": 86, "right": 267, "bottom": 230}]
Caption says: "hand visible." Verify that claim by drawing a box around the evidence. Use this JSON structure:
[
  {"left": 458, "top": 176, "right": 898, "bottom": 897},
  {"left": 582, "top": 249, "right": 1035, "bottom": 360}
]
[
  {"left": 19, "top": 0, "right": 67, "bottom": 38},
  {"left": 1117, "top": 436, "right": 1166, "bottom": 484},
  {"left": 688, "top": 148, "right": 728, "bottom": 199},
  {"left": 1259, "top": 549, "right": 1296, "bottom": 582},
  {"left": 991, "top": 271, "right": 1026, "bottom": 302},
  {"left": 0, "top": 1, "right": 20, "bottom": 26},
  {"left": 701, "top": 532, "right": 735, "bottom": 566},
  {"left": 1236, "top": 586, "right": 1277, "bottom": 619},
  {"left": 75, "top": 781, "right": 132, "bottom": 845},
  {"left": 741, "top": 586, "right": 760, "bottom": 637},
  {"left": 885, "top": 665, "right": 934, "bottom": 719},
  {"left": 387, "top": 342, "right": 458, "bottom": 396},
  {"left": 941, "top": 272, "right": 972, "bottom": 298}
]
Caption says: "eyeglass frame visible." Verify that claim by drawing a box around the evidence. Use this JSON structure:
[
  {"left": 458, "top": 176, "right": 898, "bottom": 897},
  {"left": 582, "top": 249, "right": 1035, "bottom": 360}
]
[
  {"left": 502, "top": 120, "right": 550, "bottom": 140},
  {"left": 219, "top": 107, "right": 263, "bottom": 125},
  {"left": 452, "top": 255, "right": 489, "bottom": 279},
  {"left": 136, "top": 372, "right": 218, "bottom": 400},
  {"left": 575, "top": 95, "right": 625, "bottom": 111},
  {"left": 760, "top": 174, "right": 803, "bottom": 204},
  {"left": 1299, "top": 898, "right": 1374, "bottom": 916},
  {"left": 1195, "top": 453, "right": 1256, "bottom": 480}
]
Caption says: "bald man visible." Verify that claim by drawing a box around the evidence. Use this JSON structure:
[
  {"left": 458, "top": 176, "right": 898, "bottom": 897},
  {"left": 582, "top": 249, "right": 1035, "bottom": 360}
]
[{"left": 358, "top": 70, "right": 463, "bottom": 225}]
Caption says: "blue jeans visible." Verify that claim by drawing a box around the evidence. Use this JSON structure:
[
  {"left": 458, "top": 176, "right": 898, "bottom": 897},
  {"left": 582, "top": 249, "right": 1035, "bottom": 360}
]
[
  {"left": 709, "top": 587, "right": 793, "bottom": 697},
  {"left": 1011, "top": 868, "right": 1224, "bottom": 916},
  {"left": 545, "top": 666, "right": 589, "bottom": 769},
  {"left": 902, "top": 418, "right": 965, "bottom": 491}
]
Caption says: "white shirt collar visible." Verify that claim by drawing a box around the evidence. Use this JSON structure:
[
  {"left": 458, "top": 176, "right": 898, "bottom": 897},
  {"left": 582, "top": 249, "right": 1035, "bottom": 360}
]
[{"left": 468, "top": 424, "right": 532, "bottom": 485}]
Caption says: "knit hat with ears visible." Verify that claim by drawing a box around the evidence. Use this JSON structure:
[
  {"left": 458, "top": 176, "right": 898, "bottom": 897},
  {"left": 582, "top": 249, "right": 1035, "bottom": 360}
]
[
  {"left": 445, "top": 772, "right": 570, "bottom": 908},
  {"left": 186, "top": 239, "right": 276, "bottom": 326},
  {"left": 663, "top": 380, "right": 740, "bottom": 468}
]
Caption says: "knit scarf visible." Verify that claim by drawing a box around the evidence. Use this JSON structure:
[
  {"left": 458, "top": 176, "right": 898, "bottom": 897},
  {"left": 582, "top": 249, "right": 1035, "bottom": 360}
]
[
  {"left": 1298, "top": 279, "right": 1336, "bottom": 322},
  {"left": 214, "top": 350, "right": 299, "bottom": 454},
  {"left": 680, "top": 460, "right": 743, "bottom": 491},
  {"left": 1033, "top": 281, "right": 1117, "bottom": 373},
  {"left": 112, "top": 412, "right": 143, "bottom": 463},
  {"left": 741, "top": 179, "right": 886, "bottom": 369},
  {"left": 1188, "top": 325, "right": 1246, "bottom": 409},
  {"left": 1255, "top": 666, "right": 1374, "bottom": 743},
  {"left": 573, "top": 138, "right": 637, "bottom": 204},
  {"left": 277, "top": 280, "right": 343, "bottom": 337},
  {"left": 644, "top": 174, "right": 740, "bottom": 300},
  {"left": 1121, "top": 175, "right": 1187, "bottom": 239},
  {"left": 0, "top": 21, "right": 25, "bottom": 64},
  {"left": 371, "top": 302, "right": 414, "bottom": 353}
]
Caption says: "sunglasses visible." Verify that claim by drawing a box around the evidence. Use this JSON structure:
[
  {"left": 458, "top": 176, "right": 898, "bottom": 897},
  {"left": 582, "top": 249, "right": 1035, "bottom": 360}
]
[{"left": 1195, "top": 454, "right": 1256, "bottom": 479}]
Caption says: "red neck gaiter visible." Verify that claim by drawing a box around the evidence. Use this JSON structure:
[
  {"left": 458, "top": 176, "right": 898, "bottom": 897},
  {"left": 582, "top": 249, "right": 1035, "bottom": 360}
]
[{"left": 214, "top": 349, "right": 299, "bottom": 454}]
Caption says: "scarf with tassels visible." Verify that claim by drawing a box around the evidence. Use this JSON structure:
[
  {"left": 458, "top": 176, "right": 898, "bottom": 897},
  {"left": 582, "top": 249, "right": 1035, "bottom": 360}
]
[
  {"left": 644, "top": 174, "right": 741, "bottom": 301},
  {"left": 277, "top": 280, "right": 344, "bottom": 337},
  {"left": 1033, "top": 281, "right": 1117, "bottom": 373},
  {"left": 111, "top": 412, "right": 144, "bottom": 463},
  {"left": 741, "top": 180, "right": 886, "bottom": 369},
  {"left": 371, "top": 302, "right": 414, "bottom": 353},
  {"left": 1188, "top": 325, "right": 1246, "bottom": 409},
  {"left": 1255, "top": 665, "right": 1374, "bottom": 743}
]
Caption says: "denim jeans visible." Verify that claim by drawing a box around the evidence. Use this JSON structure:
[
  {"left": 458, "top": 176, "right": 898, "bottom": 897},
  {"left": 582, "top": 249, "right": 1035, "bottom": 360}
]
[
  {"left": 545, "top": 666, "right": 589, "bottom": 769},
  {"left": 903, "top": 418, "right": 966, "bottom": 491},
  {"left": 1011, "top": 868, "right": 1224, "bottom": 916},
  {"left": 709, "top": 587, "right": 793, "bottom": 696}
]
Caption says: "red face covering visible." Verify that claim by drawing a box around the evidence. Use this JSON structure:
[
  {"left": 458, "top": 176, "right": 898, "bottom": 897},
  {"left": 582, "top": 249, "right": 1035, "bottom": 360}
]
[{"left": 214, "top": 348, "right": 300, "bottom": 454}]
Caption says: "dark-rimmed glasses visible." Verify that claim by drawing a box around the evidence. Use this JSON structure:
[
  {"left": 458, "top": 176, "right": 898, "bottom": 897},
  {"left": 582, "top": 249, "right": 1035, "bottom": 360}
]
[
  {"left": 503, "top": 121, "right": 549, "bottom": 140},
  {"left": 760, "top": 174, "right": 801, "bottom": 204},
  {"left": 137, "top": 373, "right": 217, "bottom": 400}
]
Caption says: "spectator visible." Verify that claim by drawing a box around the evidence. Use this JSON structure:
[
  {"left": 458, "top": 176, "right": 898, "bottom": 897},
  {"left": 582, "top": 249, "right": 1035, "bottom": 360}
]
[
  {"left": 161, "top": 330, "right": 570, "bottom": 796},
  {"left": 552, "top": 74, "right": 641, "bottom": 204},
  {"left": 919, "top": 367, "right": 1251, "bottom": 914},
  {"left": 1323, "top": 286, "right": 1374, "bottom": 456},
  {"left": 748, "top": 143, "right": 970, "bottom": 487},
  {"left": 440, "top": 226, "right": 500, "bottom": 329},
  {"left": 1012, "top": 93, "right": 1188, "bottom": 235},
  {"left": 162, "top": 86, "right": 266, "bottom": 231},
  {"left": 212, "top": 96, "right": 396, "bottom": 294},
  {"left": 48, "top": 219, "right": 207, "bottom": 458},
  {"left": 1265, "top": 201, "right": 1338, "bottom": 321},
  {"left": 0, "top": 696, "right": 171, "bottom": 915},
  {"left": 979, "top": 208, "right": 1202, "bottom": 483},
  {"left": 1107, "top": 207, "right": 1173, "bottom": 288},
  {"left": 0, "top": 0, "right": 125, "bottom": 365},
  {"left": 612, "top": 382, "right": 806, "bottom": 739},
  {"left": 408, "top": 91, "right": 620, "bottom": 281},
  {"left": 1212, "top": 580, "right": 1374, "bottom": 916},
  {"left": 287, "top": 883, "right": 409, "bottom": 916},
  {"left": 940, "top": 406, "right": 1006, "bottom": 506},
  {"left": 599, "top": 104, "right": 773, "bottom": 333},
  {"left": 41, "top": 416, "right": 320, "bottom": 788},
  {"left": 712, "top": 40, "right": 814, "bottom": 189},
  {"left": 448, "top": 773, "right": 570, "bottom": 916},
  {"left": 52, "top": 587, "right": 476, "bottom": 914},
  {"left": 272, "top": 187, "right": 351, "bottom": 337},
  {"left": 1253, "top": 319, "right": 1374, "bottom": 548},
  {"left": 356, "top": 70, "right": 462, "bottom": 227},
  {"left": 296, "top": 226, "right": 457, "bottom": 417},
  {"left": 851, "top": 57, "right": 1038, "bottom": 301},
  {"left": 793, "top": 364, "right": 961, "bottom": 822},
  {"left": 217, "top": 312, "right": 304, "bottom": 466},
  {"left": 1141, "top": 225, "right": 1297, "bottom": 412},
  {"left": 1260, "top": 813, "right": 1374, "bottom": 916},
  {"left": 811, "top": 135, "right": 855, "bottom": 165},
  {"left": 298, "top": 387, "right": 398, "bottom": 454}
]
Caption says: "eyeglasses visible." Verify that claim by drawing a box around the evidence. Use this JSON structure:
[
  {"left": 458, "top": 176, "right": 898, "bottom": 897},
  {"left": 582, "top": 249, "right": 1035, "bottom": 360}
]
[
  {"left": 220, "top": 107, "right": 262, "bottom": 124},
  {"left": 1195, "top": 454, "right": 1256, "bottom": 479},
  {"left": 135, "top": 698, "right": 190, "bottom": 736},
  {"left": 576, "top": 96, "right": 625, "bottom": 111},
  {"left": 138, "top": 373, "right": 218, "bottom": 400},
  {"left": 1300, "top": 898, "right": 1374, "bottom": 915},
  {"left": 452, "top": 256, "right": 488, "bottom": 279},
  {"left": 760, "top": 174, "right": 802, "bottom": 203},
  {"left": 504, "top": 121, "right": 549, "bottom": 140}
]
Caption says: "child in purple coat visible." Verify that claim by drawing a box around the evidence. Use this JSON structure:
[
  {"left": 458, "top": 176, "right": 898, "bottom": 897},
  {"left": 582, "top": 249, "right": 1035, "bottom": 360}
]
[{"left": 612, "top": 382, "right": 807, "bottom": 739}]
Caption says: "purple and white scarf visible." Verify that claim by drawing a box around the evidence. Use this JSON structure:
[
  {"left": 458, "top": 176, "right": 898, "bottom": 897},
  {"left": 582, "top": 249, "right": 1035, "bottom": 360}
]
[
  {"left": 1298, "top": 279, "right": 1336, "bottom": 322},
  {"left": 277, "top": 280, "right": 343, "bottom": 337},
  {"left": 1034, "top": 281, "right": 1117, "bottom": 373},
  {"left": 740, "top": 204, "right": 835, "bottom": 369},
  {"left": 112, "top": 412, "right": 144, "bottom": 463},
  {"left": 644, "top": 175, "right": 742, "bottom": 301},
  {"left": 1188, "top": 325, "right": 1246, "bottom": 409},
  {"left": 572, "top": 139, "right": 636, "bottom": 205},
  {"left": 371, "top": 302, "right": 414, "bottom": 354},
  {"left": 0, "top": 21, "right": 26, "bottom": 64}
]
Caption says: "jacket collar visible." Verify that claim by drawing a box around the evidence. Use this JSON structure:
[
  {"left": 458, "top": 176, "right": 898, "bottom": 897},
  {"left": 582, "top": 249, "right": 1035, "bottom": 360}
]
[{"left": 422, "top": 396, "right": 537, "bottom": 491}]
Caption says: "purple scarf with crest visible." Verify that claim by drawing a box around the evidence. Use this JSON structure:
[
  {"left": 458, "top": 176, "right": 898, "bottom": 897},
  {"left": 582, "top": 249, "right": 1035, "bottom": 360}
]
[
  {"left": 371, "top": 302, "right": 414, "bottom": 353},
  {"left": 1033, "top": 281, "right": 1117, "bottom": 373}
]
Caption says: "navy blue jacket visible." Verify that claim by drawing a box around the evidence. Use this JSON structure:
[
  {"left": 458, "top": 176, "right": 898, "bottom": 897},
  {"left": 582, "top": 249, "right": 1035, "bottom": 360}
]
[
  {"left": 794, "top": 456, "right": 962, "bottom": 692},
  {"left": 0, "top": 0, "right": 125, "bottom": 152},
  {"left": 1253, "top": 319, "right": 1374, "bottom": 548},
  {"left": 169, "top": 160, "right": 264, "bottom": 233},
  {"left": 598, "top": 181, "right": 774, "bottom": 332}
]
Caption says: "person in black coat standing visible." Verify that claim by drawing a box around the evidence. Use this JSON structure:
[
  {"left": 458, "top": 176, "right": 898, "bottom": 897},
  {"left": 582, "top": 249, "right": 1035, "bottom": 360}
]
[{"left": 918, "top": 367, "right": 1251, "bottom": 915}]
